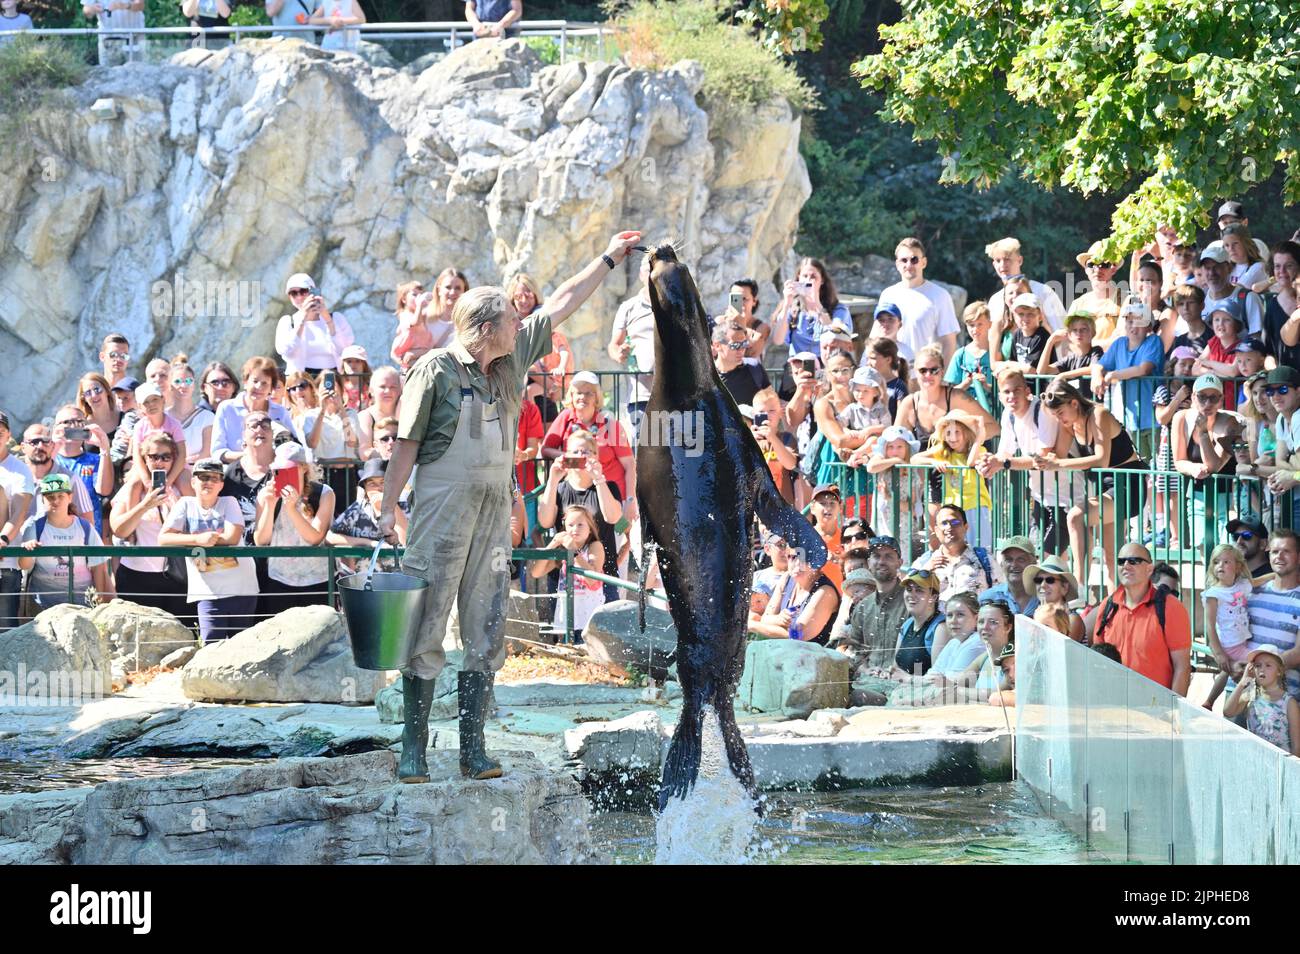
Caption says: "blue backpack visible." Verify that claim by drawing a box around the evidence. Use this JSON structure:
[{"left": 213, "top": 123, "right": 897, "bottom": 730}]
[{"left": 34, "top": 515, "right": 93, "bottom": 547}]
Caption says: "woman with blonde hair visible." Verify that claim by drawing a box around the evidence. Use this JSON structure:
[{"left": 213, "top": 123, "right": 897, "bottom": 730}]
[
  {"left": 167, "top": 353, "right": 215, "bottom": 464},
  {"left": 357, "top": 365, "right": 402, "bottom": 460},
  {"left": 390, "top": 267, "right": 468, "bottom": 369}
]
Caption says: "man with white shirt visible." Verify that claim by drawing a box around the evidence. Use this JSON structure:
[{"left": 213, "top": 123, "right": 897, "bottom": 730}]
[
  {"left": 0, "top": 411, "right": 33, "bottom": 630},
  {"left": 984, "top": 237, "right": 1066, "bottom": 332},
  {"left": 975, "top": 367, "right": 1072, "bottom": 555},
  {"left": 877, "top": 237, "right": 960, "bottom": 366},
  {"left": 275, "top": 273, "right": 356, "bottom": 376},
  {"left": 607, "top": 254, "right": 655, "bottom": 440},
  {"left": 82, "top": 0, "right": 145, "bottom": 65},
  {"left": 19, "top": 425, "right": 94, "bottom": 525}
]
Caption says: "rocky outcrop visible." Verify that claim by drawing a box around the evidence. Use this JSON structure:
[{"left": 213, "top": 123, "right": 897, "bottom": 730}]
[
  {"left": 581, "top": 599, "right": 676, "bottom": 680},
  {"left": 89, "top": 599, "right": 197, "bottom": 671},
  {"left": 0, "top": 605, "right": 112, "bottom": 704},
  {"left": 737, "top": 640, "right": 850, "bottom": 718},
  {"left": 180, "top": 605, "right": 391, "bottom": 703},
  {"left": 0, "top": 751, "right": 601, "bottom": 864},
  {"left": 1, "top": 38, "right": 809, "bottom": 425}
]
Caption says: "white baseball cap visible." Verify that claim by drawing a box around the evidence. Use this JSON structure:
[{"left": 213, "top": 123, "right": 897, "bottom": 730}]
[
  {"left": 134, "top": 383, "right": 163, "bottom": 403},
  {"left": 571, "top": 371, "right": 600, "bottom": 388},
  {"left": 1011, "top": 292, "right": 1042, "bottom": 311},
  {"left": 285, "top": 273, "right": 317, "bottom": 294}
]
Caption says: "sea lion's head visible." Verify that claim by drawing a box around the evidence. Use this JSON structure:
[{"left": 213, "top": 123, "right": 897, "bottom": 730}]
[{"left": 647, "top": 244, "right": 710, "bottom": 346}]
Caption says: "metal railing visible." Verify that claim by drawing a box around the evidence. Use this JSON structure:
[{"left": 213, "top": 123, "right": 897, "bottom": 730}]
[{"left": 2, "top": 20, "right": 613, "bottom": 66}]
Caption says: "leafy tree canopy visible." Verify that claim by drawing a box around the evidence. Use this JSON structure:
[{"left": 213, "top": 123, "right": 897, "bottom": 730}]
[{"left": 853, "top": 0, "right": 1300, "bottom": 259}]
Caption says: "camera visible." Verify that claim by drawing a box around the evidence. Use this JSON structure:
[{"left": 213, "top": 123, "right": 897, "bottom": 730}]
[
  {"left": 64, "top": 427, "right": 91, "bottom": 442},
  {"left": 753, "top": 412, "right": 768, "bottom": 428},
  {"left": 799, "top": 359, "right": 817, "bottom": 374},
  {"left": 562, "top": 455, "right": 585, "bottom": 469},
  {"left": 151, "top": 469, "right": 167, "bottom": 491}
]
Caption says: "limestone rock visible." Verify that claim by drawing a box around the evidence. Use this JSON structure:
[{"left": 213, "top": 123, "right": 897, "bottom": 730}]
[
  {"left": 564, "top": 709, "right": 665, "bottom": 775},
  {"left": 180, "top": 605, "right": 390, "bottom": 704},
  {"left": 737, "top": 640, "right": 850, "bottom": 718},
  {"left": 0, "top": 605, "right": 111, "bottom": 704},
  {"left": 0, "top": 751, "right": 600, "bottom": 864},
  {"left": 89, "top": 599, "right": 197, "bottom": 671},
  {"left": 582, "top": 599, "right": 676, "bottom": 680},
  {"left": 0, "top": 40, "right": 808, "bottom": 428},
  {"left": 160, "top": 645, "right": 199, "bottom": 669}
]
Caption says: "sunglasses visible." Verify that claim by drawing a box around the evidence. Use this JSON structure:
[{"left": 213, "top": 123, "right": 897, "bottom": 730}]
[
  {"left": 1195, "top": 393, "right": 1222, "bottom": 403},
  {"left": 917, "top": 366, "right": 942, "bottom": 376},
  {"left": 25, "top": 437, "right": 52, "bottom": 446},
  {"left": 288, "top": 288, "right": 313, "bottom": 297},
  {"left": 1232, "top": 531, "right": 1257, "bottom": 542},
  {"left": 59, "top": 418, "right": 86, "bottom": 427},
  {"left": 82, "top": 386, "right": 105, "bottom": 397},
  {"left": 145, "top": 453, "right": 174, "bottom": 462},
  {"left": 172, "top": 377, "right": 194, "bottom": 387},
  {"left": 194, "top": 473, "right": 224, "bottom": 483},
  {"left": 1117, "top": 556, "right": 1151, "bottom": 566},
  {"left": 1085, "top": 261, "right": 1116, "bottom": 270},
  {"left": 108, "top": 351, "right": 129, "bottom": 361},
  {"left": 1265, "top": 386, "right": 1292, "bottom": 397},
  {"left": 939, "top": 518, "right": 964, "bottom": 528},
  {"left": 896, "top": 256, "right": 920, "bottom": 265},
  {"left": 1033, "top": 575, "right": 1062, "bottom": 586},
  {"left": 246, "top": 419, "right": 273, "bottom": 430},
  {"left": 207, "top": 377, "right": 235, "bottom": 388},
  {"left": 1232, "top": 442, "right": 1250, "bottom": 450},
  {"left": 287, "top": 383, "right": 311, "bottom": 393},
  {"left": 842, "top": 531, "right": 870, "bottom": 544}
]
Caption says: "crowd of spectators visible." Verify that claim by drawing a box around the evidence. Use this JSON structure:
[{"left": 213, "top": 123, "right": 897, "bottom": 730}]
[
  {"left": 2, "top": 195, "right": 1300, "bottom": 754},
  {"left": 0, "top": 0, "right": 528, "bottom": 62}
]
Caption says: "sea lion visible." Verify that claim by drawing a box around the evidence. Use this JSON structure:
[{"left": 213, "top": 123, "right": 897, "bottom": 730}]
[{"left": 637, "top": 245, "right": 828, "bottom": 812}]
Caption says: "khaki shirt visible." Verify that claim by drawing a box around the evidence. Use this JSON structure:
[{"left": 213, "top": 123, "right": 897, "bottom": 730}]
[
  {"left": 844, "top": 584, "right": 908, "bottom": 670},
  {"left": 398, "top": 312, "right": 554, "bottom": 464}
]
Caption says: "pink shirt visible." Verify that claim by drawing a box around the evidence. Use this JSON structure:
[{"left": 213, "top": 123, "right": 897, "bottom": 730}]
[{"left": 135, "top": 412, "right": 185, "bottom": 449}]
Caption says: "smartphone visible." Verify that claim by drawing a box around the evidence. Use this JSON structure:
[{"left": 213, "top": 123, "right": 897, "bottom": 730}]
[
  {"left": 65, "top": 427, "right": 91, "bottom": 441},
  {"left": 562, "top": 455, "right": 585, "bottom": 470},
  {"left": 151, "top": 469, "right": 167, "bottom": 491},
  {"left": 801, "top": 282, "right": 814, "bottom": 290},
  {"left": 322, "top": 371, "right": 336, "bottom": 392},
  {"left": 729, "top": 291, "right": 744, "bottom": 312},
  {"left": 273, "top": 467, "right": 298, "bottom": 497},
  {"left": 799, "top": 359, "right": 817, "bottom": 374},
  {"left": 753, "top": 412, "right": 769, "bottom": 428}
]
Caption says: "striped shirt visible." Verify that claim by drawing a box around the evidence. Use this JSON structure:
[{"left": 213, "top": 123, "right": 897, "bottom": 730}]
[{"left": 1247, "top": 581, "right": 1300, "bottom": 698}]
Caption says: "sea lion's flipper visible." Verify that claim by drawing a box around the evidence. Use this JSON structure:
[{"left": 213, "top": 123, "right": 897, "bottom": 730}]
[
  {"left": 753, "top": 469, "right": 829, "bottom": 570},
  {"left": 658, "top": 704, "right": 703, "bottom": 810}
]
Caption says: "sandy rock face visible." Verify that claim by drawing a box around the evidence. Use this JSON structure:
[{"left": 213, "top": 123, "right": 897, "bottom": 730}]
[{"left": 0, "top": 39, "right": 808, "bottom": 426}]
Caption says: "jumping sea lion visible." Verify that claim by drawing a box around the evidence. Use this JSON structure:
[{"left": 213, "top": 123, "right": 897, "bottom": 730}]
[{"left": 637, "top": 245, "right": 828, "bottom": 812}]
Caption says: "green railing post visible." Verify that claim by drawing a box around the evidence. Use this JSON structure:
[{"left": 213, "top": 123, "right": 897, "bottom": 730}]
[{"left": 565, "top": 549, "right": 575, "bottom": 645}]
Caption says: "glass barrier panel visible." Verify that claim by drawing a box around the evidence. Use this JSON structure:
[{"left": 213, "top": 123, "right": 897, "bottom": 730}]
[
  {"left": 1080, "top": 634, "right": 1130, "bottom": 862},
  {"left": 1124, "top": 676, "right": 1177, "bottom": 864}
]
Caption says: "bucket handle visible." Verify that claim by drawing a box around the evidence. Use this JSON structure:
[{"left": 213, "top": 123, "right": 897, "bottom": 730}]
[{"left": 363, "top": 539, "right": 385, "bottom": 591}]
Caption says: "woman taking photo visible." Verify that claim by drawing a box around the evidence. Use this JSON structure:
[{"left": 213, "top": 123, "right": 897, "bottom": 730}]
[
  {"left": 772, "top": 257, "right": 851, "bottom": 358},
  {"left": 254, "top": 443, "right": 334, "bottom": 615},
  {"left": 1037, "top": 378, "right": 1147, "bottom": 591},
  {"left": 537, "top": 430, "right": 624, "bottom": 604},
  {"left": 540, "top": 372, "right": 637, "bottom": 516},
  {"left": 109, "top": 433, "right": 188, "bottom": 620},
  {"left": 166, "top": 354, "right": 215, "bottom": 465}
]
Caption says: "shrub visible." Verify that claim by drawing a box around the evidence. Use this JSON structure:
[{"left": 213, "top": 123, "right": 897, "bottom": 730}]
[
  {"left": 605, "top": 0, "right": 815, "bottom": 118},
  {"left": 0, "top": 35, "right": 87, "bottom": 144}
]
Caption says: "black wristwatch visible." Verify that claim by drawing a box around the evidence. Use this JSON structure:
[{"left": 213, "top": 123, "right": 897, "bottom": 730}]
[
  {"left": 0, "top": 533, "right": 8, "bottom": 546},
  {"left": 1003, "top": 458, "right": 1011, "bottom": 472},
  {"left": 601, "top": 254, "right": 617, "bottom": 270}
]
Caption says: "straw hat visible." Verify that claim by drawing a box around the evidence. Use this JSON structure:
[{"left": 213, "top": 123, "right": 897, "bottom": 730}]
[
  {"left": 1022, "top": 555, "right": 1079, "bottom": 601},
  {"left": 1076, "top": 240, "right": 1111, "bottom": 268},
  {"left": 933, "top": 409, "right": 984, "bottom": 439}
]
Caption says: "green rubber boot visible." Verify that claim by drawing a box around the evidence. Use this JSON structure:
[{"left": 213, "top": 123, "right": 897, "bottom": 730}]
[
  {"left": 398, "top": 674, "right": 436, "bottom": 783},
  {"left": 458, "top": 670, "right": 503, "bottom": 780}
]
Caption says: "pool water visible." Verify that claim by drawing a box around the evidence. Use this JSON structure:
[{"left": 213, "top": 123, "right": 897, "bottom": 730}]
[{"left": 593, "top": 782, "right": 1088, "bottom": 865}]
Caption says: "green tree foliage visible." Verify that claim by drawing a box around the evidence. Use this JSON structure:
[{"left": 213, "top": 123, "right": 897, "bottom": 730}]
[{"left": 853, "top": 0, "right": 1300, "bottom": 261}]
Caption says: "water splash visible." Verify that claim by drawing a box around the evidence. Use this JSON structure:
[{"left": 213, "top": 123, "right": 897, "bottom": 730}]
[{"left": 654, "top": 705, "right": 758, "bottom": 864}]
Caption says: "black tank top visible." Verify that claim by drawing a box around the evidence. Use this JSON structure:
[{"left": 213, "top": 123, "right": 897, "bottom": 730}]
[
  {"left": 784, "top": 573, "right": 839, "bottom": 646},
  {"left": 1071, "top": 415, "right": 1140, "bottom": 468},
  {"left": 1185, "top": 414, "right": 1238, "bottom": 483},
  {"left": 896, "top": 612, "right": 943, "bottom": 675}
]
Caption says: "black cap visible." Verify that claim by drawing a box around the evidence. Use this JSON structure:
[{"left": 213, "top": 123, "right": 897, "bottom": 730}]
[
  {"left": 1227, "top": 514, "right": 1267, "bottom": 537},
  {"left": 112, "top": 376, "right": 140, "bottom": 393},
  {"left": 1235, "top": 339, "right": 1267, "bottom": 355}
]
